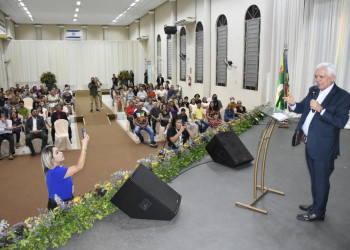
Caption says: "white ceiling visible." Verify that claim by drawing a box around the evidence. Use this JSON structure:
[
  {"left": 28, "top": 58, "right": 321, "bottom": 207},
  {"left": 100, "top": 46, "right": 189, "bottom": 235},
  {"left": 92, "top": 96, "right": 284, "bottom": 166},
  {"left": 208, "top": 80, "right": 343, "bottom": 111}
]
[{"left": 0, "top": 0, "right": 167, "bottom": 26}]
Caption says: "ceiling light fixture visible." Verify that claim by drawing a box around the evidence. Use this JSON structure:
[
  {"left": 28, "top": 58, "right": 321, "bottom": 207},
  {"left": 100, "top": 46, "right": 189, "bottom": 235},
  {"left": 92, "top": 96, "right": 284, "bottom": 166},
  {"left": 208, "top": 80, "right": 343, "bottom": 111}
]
[
  {"left": 74, "top": 14, "right": 78, "bottom": 17},
  {"left": 73, "top": 19, "right": 77, "bottom": 22},
  {"left": 75, "top": 8, "right": 79, "bottom": 12},
  {"left": 77, "top": 1, "right": 81, "bottom": 5},
  {"left": 19, "top": 2, "right": 25, "bottom": 7},
  {"left": 127, "top": 7, "right": 131, "bottom": 11},
  {"left": 135, "top": 0, "right": 140, "bottom": 2},
  {"left": 23, "top": 7, "right": 28, "bottom": 11},
  {"left": 130, "top": 3, "right": 136, "bottom": 6}
]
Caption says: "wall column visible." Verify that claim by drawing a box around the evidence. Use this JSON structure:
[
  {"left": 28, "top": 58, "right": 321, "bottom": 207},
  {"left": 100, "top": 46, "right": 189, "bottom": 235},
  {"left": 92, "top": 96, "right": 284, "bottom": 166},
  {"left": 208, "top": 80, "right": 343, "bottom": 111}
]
[
  {"left": 203, "top": 0, "right": 211, "bottom": 97},
  {"left": 148, "top": 10, "right": 155, "bottom": 83},
  {"left": 169, "top": 0, "right": 177, "bottom": 85},
  {"left": 34, "top": 24, "right": 42, "bottom": 40},
  {"left": 81, "top": 25, "right": 87, "bottom": 40},
  {"left": 102, "top": 26, "right": 109, "bottom": 40},
  {"left": 58, "top": 25, "right": 65, "bottom": 40},
  {"left": 125, "top": 26, "right": 130, "bottom": 40}
]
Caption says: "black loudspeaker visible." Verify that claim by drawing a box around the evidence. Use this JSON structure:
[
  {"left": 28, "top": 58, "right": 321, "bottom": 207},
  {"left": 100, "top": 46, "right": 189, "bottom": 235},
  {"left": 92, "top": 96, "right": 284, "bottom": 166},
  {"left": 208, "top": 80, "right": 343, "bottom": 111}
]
[
  {"left": 205, "top": 130, "right": 254, "bottom": 168},
  {"left": 110, "top": 164, "right": 181, "bottom": 221},
  {"left": 164, "top": 25, "right": 177, "bottom": 34}
]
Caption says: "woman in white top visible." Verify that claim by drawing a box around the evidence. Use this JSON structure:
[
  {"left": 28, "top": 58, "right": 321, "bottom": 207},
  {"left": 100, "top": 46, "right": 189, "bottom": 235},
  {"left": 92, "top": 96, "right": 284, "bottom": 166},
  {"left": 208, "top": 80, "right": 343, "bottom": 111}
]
[
  {"left": 156, "top": 85, "right": 167, "bottom": 101},
  {"left": 46, "top": 89, "right": 59, "bottom": 113},
  {"left": 189, "top": 98, "right": 197, "bottom": 113},
  {"left": 201, "top": 97, "right": 209, "bottom": 110}
]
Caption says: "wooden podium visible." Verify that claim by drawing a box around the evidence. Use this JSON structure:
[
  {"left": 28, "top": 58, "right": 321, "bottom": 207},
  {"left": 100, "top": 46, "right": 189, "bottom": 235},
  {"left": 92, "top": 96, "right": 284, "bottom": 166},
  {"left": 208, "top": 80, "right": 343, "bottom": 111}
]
[{"left": 235, "top": 110, "right": 288, "bottom": 214}]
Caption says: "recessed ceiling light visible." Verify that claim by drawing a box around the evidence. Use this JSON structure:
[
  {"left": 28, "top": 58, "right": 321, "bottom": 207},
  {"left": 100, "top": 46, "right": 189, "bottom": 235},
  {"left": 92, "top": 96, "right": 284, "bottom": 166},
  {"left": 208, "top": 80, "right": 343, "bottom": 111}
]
[
  {"left": 112, "top": 20, "right": 116, "bottom": 23},
  {"left": 127, "top": 7, "right": 131, "bottom": 11},
  {"left": 75, "top": 8, "right": 79, "bottom": 12},
  {"left": 19, "top": 2, "right": 25, "bottom": 6},
  {"left": 74, "top": 14, "right": 78, "bottom": 17},
  {"left": 26, "top": 11, "right": 30, "bottom": 15},
  {"left": 73, "top": 19, "right": 77, "bottom": 22},
  {"left": 23, "top": 7, "right": 28, "bottom": 11},
  {"left": 77, "top": 1, "right": 81, "bottom": 5},
  {"left": 135, "top": 0, "right": 140, "bottom": 2},
  {"left": 130, "top": 3, "right": 136, "bottom": 6}
]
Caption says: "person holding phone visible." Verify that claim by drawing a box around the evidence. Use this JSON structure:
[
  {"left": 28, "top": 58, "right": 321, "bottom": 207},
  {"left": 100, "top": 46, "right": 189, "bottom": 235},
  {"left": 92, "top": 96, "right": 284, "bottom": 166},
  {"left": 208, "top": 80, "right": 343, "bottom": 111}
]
[
  {"left": 41, "top": 134, "right": 90, "bottom": 210},
  {"left": 166, "top": 115, "right": 195, "bottom": 150}
]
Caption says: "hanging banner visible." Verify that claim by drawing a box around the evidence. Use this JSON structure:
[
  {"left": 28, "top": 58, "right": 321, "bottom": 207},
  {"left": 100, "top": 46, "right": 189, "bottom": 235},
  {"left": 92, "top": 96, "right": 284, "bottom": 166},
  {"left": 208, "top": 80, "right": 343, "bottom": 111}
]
[{"left": 65, "top": 29, "right": 82, "bottom": 40}]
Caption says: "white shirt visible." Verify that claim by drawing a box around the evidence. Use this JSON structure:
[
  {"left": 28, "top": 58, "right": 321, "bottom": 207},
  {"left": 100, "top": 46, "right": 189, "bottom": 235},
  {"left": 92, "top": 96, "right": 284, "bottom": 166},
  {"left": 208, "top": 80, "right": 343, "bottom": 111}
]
[
  {"left": 290, "top": 83, "right": 333, "bottom": 136},
  {"left": 137, "top": 91, "right": 147, "bottom": 99},
  {"left": 0, "top": 119, "right": 12, "bottom": 134},
  {"left": 32, "top": 116, "right": 38, "bottom": 131},
  {"left": 157, "top": 89, "right": 166, "bottom": 97}
]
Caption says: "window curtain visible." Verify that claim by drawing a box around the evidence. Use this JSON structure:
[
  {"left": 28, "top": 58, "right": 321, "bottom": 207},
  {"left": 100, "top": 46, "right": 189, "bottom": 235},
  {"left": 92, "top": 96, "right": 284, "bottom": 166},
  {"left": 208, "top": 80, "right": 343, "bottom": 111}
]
[
  {"left": 266, "top": 0, "right": 350, "bottom": 103},
  {"left": 4, "top": 40, "right": 142, "bottom": 90}
]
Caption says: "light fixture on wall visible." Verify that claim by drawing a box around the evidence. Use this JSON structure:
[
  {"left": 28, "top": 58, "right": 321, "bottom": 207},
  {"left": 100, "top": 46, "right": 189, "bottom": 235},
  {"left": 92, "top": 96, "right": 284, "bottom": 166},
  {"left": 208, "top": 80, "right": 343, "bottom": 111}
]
[
  {"left": 179, "top": 53, "right": 186, "bottom": 60},
  {"left": 175, "top": 17, "right": 196, "bottom": 26},
  {"left": 137, "top": 35, "right": 149, "bottom": 42},
  {"left": 224, "top": 59, "right": 237, "bottom": 70}
]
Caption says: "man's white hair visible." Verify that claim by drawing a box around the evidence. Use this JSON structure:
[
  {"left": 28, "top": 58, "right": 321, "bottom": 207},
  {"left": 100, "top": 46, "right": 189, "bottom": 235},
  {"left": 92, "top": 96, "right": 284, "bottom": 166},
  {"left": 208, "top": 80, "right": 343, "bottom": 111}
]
[{"left": 315, "top": 62, "right": 337, "bottom": 78}]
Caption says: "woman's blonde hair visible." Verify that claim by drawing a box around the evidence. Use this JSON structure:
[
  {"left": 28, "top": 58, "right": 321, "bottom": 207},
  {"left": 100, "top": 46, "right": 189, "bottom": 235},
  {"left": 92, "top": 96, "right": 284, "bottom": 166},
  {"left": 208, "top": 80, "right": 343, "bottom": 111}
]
[{"left": 41, "top": 145, "right": 55, "bottom": 174}]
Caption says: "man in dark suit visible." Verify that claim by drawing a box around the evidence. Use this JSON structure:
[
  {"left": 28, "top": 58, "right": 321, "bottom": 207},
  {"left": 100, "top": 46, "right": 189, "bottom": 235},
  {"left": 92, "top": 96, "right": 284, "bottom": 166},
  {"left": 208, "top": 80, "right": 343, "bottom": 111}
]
[
  {"left": 25, "top": 108, "right": 48, "bottom": 156},
  {"left": 51, "top": 104, "right": 72, "bottom": 144},
  {"left": 156, "top": 73, "right": 164, "bottom": 87},
  {"left": 284, "top": 62, "right": 350, "bottom": 221}
]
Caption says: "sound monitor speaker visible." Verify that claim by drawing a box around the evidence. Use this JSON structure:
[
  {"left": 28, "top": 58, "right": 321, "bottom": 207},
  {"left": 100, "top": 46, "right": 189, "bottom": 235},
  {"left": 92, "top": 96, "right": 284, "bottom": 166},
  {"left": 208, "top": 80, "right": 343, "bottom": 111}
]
[
  {"left": 205, "top": 130, "right": 254, "bottom": 168},
  {"left": 110, "top": 164, "right": 181, "bottom": 221},
  {"left": 164, "top": 25, "right": 177, "bottom": 34}
]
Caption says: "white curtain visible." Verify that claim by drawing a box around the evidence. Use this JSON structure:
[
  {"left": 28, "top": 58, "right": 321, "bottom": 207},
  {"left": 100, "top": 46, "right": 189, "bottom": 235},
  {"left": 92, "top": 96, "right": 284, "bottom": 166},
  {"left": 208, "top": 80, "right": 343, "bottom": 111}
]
[
  {"left": 4, "top": 40, "right": 143, "bottom": 90},
  {"left": 266, "top": 0, "right": 350, "bottom": 103}
]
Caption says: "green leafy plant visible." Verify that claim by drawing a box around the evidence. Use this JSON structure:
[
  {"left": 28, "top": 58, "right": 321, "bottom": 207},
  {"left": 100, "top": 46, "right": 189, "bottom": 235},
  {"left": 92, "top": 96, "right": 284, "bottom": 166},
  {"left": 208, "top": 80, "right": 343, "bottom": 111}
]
[
  {"left": 40, "top": 72, "right": 57, "bottom": 91},
  {"left": 117, "top": 70, "right": 131, "bottom": 82}
]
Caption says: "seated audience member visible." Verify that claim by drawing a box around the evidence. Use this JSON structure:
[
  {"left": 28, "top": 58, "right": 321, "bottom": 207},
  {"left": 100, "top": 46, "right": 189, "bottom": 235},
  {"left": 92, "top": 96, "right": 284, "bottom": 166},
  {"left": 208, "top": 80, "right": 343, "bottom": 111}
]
[
  {"left": 32, "top": 86, "right": 39, "bottom": 95},
  {"left": 113, "top": 87, "right": 123, "bottom": 112},
  {"left": 211, "top": 94, "right": 223, "bottom": 109},
  {"left": 51, "top": 104, "right": 72, "bottom": 144},
  {"left": 125, "top": 101, "right": 136, "bottom": 132},
  {"left": 168, "top": 100, "right": 179, "bottom": 118},
  {"left": 143, "top": 97, "right": 154, "bottom": 113},
  {"left": 137, "top": 86, "right": 147, "bottom": 101},
  {"left": 166, "top": 115, "right": 195, "bottom": 150},
  {"left": 193, "top": 100, "right": 209, "bottom": 133},
  {"left": 179, "top": 108, "right": 188, "bottom": 125},
  {"left": 169, "top": 94, "right": 178, "bottom": 106},
  {"left": 22, "top": 89, "right": 35, "bottom": 100},
  {"left": 0, "top": 92, "right": 7, "bottom": 110},
  {"left": 189, "top": 98, "right": 197, "bottom": 113},
  {"left": 183, "top": 96, "right": 190, "bottom": 109},
  {"left": 175, "top": 84, "right": 182, "bottom": 99},
  {"left": 62, "top": 88, "right": 74, "bottom": 114},
  {"left": 150, "top": 101, "right": 161, "bottom": 134},
  {"left": 147, "top": 87, "right": 156, "bottom": 99},
  {"left": 133, "top": 103, "right": 157, "bottom": 147},
  {"left": 0, "top": 112, "right": 15, "bottom": 160},
  {"left": 10, "top": 112, "right": 23, "bottom": 149},
  {"left": 224, "top": 104, "right": 235, "bottom": 122},
  {"left": 194, "top": 94, "right": 201, "bottom": 102},
  {"left": 34, "top": 91, "right": 45, "bottom": 109},
  {"left": 59, "top": 100, "right": 69, "bottom": 114},
  {"left": 125, "top": 88, "right": 135, "bottom": 102},
  {"left": 160, "top": 104, "right": 171, "bottom": 127},
  {"left": 206, "top": 101, "right": 222, "bottom": 129},
  {"left": 46, "top": 89, "right": 60, "bottom": 113},
  {"left": 156, "top": 85, "right": 167, "bottom": 101},
  {"left": 133, "top": 86, "right": 139, "bottom": 96},
  {"left": 17, "top": 101, "right": 29, "bottom": 123},
  {"left": 7, "top": 94, "right": 20, "bottom": 113},
  {"left": 25, "top": 108, "right": 48, "bottom": 156},
  {"left": 167, "top": 85, "right": 177, "bottom": 100},
  {"left": 178, "top": 98, "right": 185, "bottom": 108},
  {"left": 229, "top": 97, "right": 237, "bottom": 109},
  {"left": 202, "top": 97, "right": 209, "bottom": 110},
  {"left": 235, "top": 100, "right": 247, "bottom": 115}
]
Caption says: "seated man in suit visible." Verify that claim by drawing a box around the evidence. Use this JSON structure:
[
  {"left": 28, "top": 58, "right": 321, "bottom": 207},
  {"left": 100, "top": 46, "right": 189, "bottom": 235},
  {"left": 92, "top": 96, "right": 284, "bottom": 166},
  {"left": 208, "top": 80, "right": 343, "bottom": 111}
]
[
  {"left": 51, "top": 104, "right": 72, "bottom": 144},
  {"left": 25, "top": 108, "right": 48, "bottom": 156}
]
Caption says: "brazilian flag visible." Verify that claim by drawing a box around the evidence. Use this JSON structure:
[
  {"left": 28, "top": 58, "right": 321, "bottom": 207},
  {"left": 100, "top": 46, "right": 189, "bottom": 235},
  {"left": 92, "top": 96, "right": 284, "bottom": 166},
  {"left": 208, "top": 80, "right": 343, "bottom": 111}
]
[{"left": 275, "top": 51, "right": 289, "bottom": 110}]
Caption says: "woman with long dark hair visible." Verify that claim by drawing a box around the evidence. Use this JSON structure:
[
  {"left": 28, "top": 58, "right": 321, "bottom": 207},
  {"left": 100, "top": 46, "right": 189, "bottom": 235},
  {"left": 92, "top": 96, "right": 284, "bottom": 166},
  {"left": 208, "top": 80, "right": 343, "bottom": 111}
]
[{"left": 206, "top": 101, "right": 222, "bottom": 128}]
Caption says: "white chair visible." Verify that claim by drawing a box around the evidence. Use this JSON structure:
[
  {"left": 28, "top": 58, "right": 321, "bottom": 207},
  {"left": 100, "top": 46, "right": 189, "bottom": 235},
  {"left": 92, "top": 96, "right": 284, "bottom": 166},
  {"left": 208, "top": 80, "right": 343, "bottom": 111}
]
[
  {"left": 54, "top": 119, "right": 71, "bottom": 151},
  {"left": 1, "top": 140, "right": 10, "bottom": 156},
  {"left": 23, "top": 97, "right": 34, "bottom": 114},
  {"left": 32, "top": 138, "right": 43, "bottom": 153}
]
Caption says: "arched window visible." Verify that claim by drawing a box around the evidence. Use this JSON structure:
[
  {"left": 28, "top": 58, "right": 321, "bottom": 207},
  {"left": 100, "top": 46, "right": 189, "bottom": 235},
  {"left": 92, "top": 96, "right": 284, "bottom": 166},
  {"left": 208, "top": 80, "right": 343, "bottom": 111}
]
[
  {"left": 195, "top": 22, "right": 203, "bottom": 83},
  {"left": 167, "top": 34, "right": 172, "bottom": 79},
  {"left": 216, "top": 15, "right": 228, "bottom": 86},
  {"left": 243, "top": 5, "right": 261, "bottom": 90},
  {"left": 157, "top": 35, "right": 162, "bottom": 76},
  {"left": 179, "top": 27, "right": 186, "bottom": 81}
]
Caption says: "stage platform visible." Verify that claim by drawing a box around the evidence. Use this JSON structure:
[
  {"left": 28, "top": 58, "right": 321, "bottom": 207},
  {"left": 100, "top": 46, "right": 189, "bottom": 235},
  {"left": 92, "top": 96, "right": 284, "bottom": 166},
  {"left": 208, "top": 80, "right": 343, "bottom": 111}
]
[{"left": 59, "top": 120, "right": 350, "bottom": 250}]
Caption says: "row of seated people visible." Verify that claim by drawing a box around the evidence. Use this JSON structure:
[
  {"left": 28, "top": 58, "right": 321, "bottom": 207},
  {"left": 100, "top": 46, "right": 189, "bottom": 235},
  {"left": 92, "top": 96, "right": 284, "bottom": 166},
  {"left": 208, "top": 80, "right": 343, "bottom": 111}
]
[
  {"left": 0, "top": 105, "right": 72, "bottom": 159},
  {"left": 0, "top": 85, "right": 74, "bottom": 116},
  {"left": 121, "top": 96, "right": 247, "bottom": 145}
]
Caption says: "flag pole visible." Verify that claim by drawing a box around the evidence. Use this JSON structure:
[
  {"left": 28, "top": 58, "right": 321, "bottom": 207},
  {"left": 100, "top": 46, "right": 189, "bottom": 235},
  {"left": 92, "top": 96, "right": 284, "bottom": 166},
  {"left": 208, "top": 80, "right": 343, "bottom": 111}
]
[{"left": 279, "top": 46, "right": 289, "bottom": 128}]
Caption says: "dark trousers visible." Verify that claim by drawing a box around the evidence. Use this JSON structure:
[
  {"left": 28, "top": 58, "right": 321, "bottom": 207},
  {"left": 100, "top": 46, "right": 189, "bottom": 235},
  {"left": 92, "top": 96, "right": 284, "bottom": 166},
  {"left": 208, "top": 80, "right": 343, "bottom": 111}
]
[
  {"left": 151, "top": 118, "right": 159, "bottom": 133},
  {"left": 13, "top": 130, "right": 21, "bottom": 143},
  {"left": 25, "top": 131, "right": 48, "bottom": 154},
  {"left": 305, "top": 147, "right": 334, "bottom": 216},
  {"left": 48, "top": 196, "right": 73, "bottom": 210},
  {"left": 127, "top": 116, "right": 135, "bottom": 130},
  {"left": 0, "top": 133, "right": 15, "bottom": 155}
]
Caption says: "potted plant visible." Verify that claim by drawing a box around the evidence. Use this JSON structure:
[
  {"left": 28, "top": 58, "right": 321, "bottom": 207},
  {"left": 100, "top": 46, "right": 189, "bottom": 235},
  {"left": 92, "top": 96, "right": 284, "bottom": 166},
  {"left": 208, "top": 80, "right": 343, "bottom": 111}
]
[
  {"left": 40, "top": 71, "right": 57, "bottom": 91},
  {"left": 117, "top": 70, "right": 131, "bottom": 85}
]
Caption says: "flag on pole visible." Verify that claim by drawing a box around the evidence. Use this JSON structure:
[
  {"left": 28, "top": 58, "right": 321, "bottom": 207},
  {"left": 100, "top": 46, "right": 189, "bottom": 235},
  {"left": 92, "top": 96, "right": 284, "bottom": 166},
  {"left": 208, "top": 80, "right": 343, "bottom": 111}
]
[{"left": 275, "top": 50, "right": 289, "bottom": 110}]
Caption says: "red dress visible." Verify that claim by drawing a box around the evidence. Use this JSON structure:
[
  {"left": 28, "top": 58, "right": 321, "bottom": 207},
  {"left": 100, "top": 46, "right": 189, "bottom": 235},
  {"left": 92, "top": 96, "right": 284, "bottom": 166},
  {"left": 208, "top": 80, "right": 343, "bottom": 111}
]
[{"left": 206, "top": 109, "right": 222, "bottom": 128}]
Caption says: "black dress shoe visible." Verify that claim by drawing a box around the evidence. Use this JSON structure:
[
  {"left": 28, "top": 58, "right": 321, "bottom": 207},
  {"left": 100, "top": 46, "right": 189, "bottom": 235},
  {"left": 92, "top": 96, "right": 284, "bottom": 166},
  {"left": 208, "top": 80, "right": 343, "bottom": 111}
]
[
  {"left": 299, "top": 204, "right": 313, "bottom": 212},
  {"left": 297, "top": 213, "right": 325, "bottom": 222}
]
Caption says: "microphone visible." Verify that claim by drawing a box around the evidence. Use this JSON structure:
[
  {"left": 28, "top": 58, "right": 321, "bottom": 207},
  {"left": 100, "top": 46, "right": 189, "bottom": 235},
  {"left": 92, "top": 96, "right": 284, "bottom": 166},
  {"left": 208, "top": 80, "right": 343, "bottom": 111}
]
[{"left": 312, "top": 90, "right": 316, "bottom": 113}]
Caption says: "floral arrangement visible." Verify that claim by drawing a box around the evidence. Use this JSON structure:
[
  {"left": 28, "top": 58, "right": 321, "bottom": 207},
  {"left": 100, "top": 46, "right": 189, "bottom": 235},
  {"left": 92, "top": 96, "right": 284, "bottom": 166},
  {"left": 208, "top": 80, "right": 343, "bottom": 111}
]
[
  {"left": 0, "top": 108, "right": 264, "bottom": 249},
  {"left": 40, "top": 71, "right": 57, "bottom": 91},
  {"left": 117, "top": 70, "right": 131, "bottom": 82}
]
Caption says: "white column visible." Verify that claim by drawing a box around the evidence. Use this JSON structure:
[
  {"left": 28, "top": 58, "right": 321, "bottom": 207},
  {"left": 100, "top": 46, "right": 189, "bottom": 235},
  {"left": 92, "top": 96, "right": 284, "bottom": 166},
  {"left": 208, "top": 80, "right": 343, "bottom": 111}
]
[
  {"left": 135, "top": 19, "right": 140, "bottom": 39},
  {"left": 34, "top": 24, "right": 42, "bottom": 40},
  {"left": 58, "top": 25, "right": 65, "bottom": 40},
  {"left": 203, "top": 0, "right": 211, "bottom": 97},
  {"left": 5, "top": 16, "right": 12, "bottom": 38},
  {"left": 169, "top": 0, "right": 177, "bottom": 85},
  {"left": 125, "top": 26, "right": 130, "bottom": 40},
  {"left": 102, "top": 26, "right": 109, "bottom": 40},
  {"left": 81, "top": 25, "right": 87, "bottom": 40},
  {"left": 148, "top": 10, "right": 155, "bottom": 83}
]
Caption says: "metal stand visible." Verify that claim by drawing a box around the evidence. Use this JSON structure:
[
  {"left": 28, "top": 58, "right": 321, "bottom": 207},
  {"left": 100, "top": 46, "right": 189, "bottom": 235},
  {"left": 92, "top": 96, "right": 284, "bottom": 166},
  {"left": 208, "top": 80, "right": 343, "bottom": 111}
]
[{"left": 235, "top": 117, "right": 285, "bottom": 214}]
